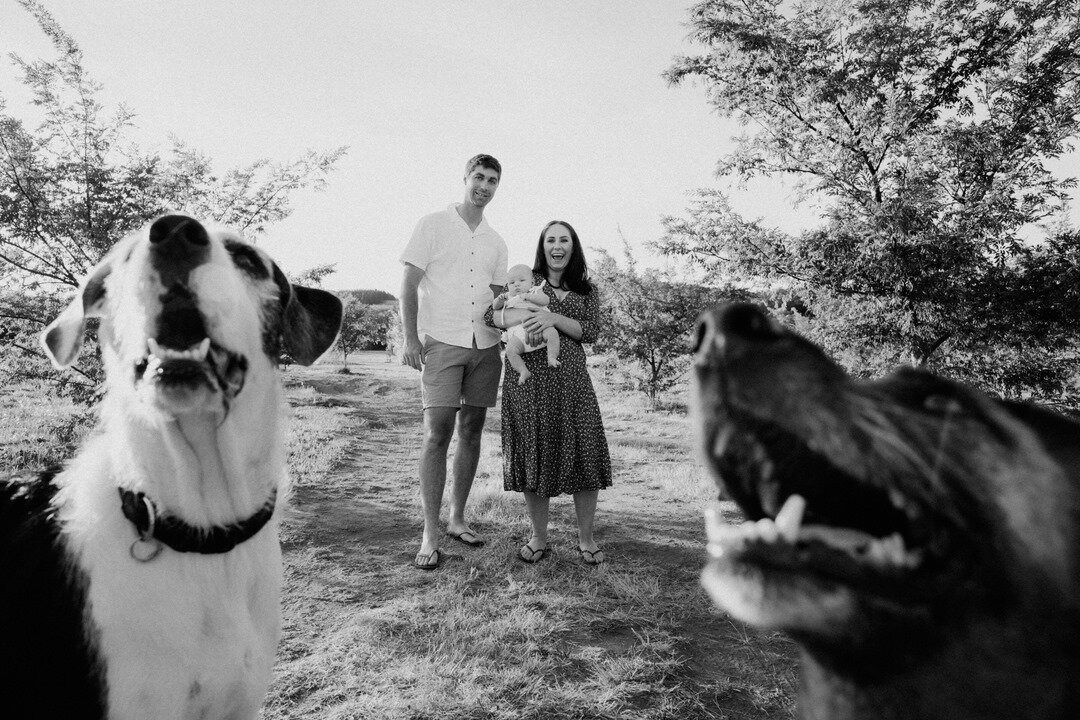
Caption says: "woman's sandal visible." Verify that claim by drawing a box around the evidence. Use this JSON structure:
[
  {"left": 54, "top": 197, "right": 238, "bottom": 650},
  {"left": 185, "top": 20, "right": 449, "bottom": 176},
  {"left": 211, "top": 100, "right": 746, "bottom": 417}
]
[
  {"left": 578, "top": 548, "right": 605, "bottom": 565},
  {"left": 518, "top": 543, "right": 549, "bottom": 564}
]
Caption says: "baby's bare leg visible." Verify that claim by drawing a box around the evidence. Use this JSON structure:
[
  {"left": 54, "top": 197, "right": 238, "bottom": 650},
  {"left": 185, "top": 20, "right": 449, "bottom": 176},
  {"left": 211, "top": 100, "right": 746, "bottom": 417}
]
[
  {"left": 543, "top": 327, "right": 560, "bottom": 367},
  {"left": 505, "top": 337, "right": 532, "bottom": 384}
]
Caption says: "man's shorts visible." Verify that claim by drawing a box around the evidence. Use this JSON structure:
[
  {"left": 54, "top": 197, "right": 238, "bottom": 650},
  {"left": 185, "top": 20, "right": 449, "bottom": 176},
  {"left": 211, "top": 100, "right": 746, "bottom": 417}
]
[{"left": 420, "top": 336, "right": 502, "bottom": 409}]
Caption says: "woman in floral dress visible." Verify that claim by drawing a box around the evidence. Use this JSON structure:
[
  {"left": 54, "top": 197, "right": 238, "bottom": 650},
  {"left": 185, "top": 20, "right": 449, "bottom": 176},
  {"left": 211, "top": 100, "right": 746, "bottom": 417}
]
[{"left": 486, "top": 220, "right": 612, "bottom": 565}]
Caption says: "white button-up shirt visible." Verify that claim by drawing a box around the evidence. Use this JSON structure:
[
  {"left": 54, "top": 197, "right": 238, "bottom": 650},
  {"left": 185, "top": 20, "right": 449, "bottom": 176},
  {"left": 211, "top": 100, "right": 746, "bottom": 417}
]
[{"left": 400, "top": 204, "right": 508, "bottom": 349}]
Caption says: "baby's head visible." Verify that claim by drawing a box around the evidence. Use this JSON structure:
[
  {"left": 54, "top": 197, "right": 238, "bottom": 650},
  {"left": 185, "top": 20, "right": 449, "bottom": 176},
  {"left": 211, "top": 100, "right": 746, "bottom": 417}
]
[{"left": 506, "top": 264, "right": 535, "bottom": 296}]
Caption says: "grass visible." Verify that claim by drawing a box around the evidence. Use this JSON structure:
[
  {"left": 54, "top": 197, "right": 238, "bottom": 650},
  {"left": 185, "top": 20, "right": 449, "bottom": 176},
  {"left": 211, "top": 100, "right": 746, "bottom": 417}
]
[
  {"left": 0, "top": 352, "right": 797, "bottom": 719},
  {"left": 0, "top": 381, "right": 96, "bottom": 472}
]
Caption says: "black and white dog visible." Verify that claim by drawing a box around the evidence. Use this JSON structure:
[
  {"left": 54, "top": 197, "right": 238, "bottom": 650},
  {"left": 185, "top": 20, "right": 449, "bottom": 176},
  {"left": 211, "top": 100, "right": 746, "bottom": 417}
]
[{"left": 0, "top": 215, "right": 342, "bottom": 720}]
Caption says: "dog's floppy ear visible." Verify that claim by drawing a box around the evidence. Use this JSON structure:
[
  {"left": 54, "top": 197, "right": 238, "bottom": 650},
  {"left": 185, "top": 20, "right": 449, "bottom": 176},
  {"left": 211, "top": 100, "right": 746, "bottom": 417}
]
[
  {"left": 272, "top": 264, "right": 343, "bottom": 366},
  {"left": 40, "top": 260, "right": 112, "bottom": 369}
]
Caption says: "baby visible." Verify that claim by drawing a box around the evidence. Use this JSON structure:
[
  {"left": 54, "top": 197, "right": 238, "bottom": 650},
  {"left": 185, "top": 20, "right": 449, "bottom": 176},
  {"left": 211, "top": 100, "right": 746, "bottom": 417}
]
[{"left": 492, "top": 264, "right": 561, "bottom": 383}]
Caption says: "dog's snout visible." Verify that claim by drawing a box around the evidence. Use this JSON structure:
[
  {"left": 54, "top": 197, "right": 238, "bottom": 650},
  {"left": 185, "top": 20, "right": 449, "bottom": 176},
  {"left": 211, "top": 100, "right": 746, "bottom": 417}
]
[
  {"left": 718, "top": 302, "right": 783, "bottom": 341},
  {"left": 149, "top": 215, "right": 210, "bottom": 287},
  {"left": 695, "top": 302, "right": 784, "bottom": 365},
  {"left": 693, "top": 309, "right": 721, "bottom": 363}
]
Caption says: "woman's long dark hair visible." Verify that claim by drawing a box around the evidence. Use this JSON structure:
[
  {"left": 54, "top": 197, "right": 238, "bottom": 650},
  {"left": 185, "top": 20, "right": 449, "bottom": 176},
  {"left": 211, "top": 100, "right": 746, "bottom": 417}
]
[{"left": 532, "top": 220, "right": 593, "bottom": 295}]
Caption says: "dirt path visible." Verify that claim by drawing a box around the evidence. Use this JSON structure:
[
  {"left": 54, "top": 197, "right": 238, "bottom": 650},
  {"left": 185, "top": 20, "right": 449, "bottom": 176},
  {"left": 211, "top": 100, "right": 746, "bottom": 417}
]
[
  {"left": 269, "top": 352, "right": 796, "bottom": 718},
  {"left": 281, "top": 353, "right": 718, "bottom": 597}
]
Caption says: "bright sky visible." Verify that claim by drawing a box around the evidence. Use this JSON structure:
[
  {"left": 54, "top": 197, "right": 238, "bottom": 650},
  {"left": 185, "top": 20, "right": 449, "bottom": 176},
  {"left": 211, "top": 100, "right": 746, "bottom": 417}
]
[{"left": 1, "top": 1, "right": 1074, "bottom": 294}]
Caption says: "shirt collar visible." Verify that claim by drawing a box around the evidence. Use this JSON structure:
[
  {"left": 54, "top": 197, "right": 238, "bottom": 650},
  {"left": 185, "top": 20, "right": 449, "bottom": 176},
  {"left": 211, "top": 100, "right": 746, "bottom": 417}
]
[{"left": 448, "top": 203, "right": 489, "bottom": 233}]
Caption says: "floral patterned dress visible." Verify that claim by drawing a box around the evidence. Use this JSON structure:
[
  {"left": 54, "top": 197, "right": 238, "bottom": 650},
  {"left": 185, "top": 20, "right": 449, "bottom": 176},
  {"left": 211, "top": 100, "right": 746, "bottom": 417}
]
[{"left": 485, "top": 274, "right": 612, "bottom": 497}]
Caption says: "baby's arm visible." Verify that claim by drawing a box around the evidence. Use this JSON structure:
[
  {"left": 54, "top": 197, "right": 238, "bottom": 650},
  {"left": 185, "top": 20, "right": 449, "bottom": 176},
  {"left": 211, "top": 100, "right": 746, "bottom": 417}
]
[
  {"left": 524, "top": 285, "right": 550, "bottom": 307},
  {"left": 496, "top": 307, "right": 536, "bottom": 328},
  {"left": 492, "top": 292, "right": 509, "bottom": 310}
]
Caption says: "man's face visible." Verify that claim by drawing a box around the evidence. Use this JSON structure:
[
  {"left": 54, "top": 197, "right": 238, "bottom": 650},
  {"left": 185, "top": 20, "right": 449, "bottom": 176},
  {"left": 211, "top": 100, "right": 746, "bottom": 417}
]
[{"left": 463, "top": 166, "right": 500, "bottom": 208}]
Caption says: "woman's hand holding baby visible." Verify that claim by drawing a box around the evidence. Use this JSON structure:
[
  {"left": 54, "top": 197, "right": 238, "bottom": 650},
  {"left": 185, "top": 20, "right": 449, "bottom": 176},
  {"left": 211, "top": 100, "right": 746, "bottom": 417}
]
[{"left": 522, "top": 312, "right": 557, "bottom": 333}]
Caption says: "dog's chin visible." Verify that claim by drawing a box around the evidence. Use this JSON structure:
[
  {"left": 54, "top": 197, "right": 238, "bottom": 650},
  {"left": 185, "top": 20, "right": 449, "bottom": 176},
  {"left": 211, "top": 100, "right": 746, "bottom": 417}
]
[
  {"left": 146, "top": 370, "right": 220, "bottom": 414},
  {"left": 701, "top": 552, "right": 857, "bottom": 633}
]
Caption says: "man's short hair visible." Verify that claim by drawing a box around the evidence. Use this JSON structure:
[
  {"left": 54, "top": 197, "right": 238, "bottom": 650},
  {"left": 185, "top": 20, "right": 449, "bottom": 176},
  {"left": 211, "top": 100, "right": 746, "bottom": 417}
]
[{"left": 465, "top": 154, "right": 502, "bottom": 179}]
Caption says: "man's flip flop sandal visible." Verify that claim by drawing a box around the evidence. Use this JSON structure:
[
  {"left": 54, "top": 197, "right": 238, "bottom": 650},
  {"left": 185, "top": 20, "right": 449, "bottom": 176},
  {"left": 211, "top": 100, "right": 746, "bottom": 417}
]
[
  {"left": 518, "top": 544, "right": 549, "bottom": 564},
  {"left": 578, "top": 548, "right": 605, "bottom": 565},
  {"left": 447, "top": 530, "right": 485, "bottom": 548}
]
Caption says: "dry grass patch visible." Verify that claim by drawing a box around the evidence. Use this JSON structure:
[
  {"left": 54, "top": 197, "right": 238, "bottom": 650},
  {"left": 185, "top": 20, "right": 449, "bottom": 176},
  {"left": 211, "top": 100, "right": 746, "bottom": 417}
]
[
  {"left": 0, "top": 354, "right": 796, "bottom": 719},
  {"left": 265, "top": 355, "right": 796, "bottom": 719},
  {"left": 0, "top": 382, "right": 93, "bottom": 472}
]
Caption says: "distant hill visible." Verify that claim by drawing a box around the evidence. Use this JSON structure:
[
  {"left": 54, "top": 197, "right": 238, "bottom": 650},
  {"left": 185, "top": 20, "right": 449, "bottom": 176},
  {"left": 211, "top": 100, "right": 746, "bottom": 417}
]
[{"left": 337, "top": 289, "right": 397, "bottom": 306}]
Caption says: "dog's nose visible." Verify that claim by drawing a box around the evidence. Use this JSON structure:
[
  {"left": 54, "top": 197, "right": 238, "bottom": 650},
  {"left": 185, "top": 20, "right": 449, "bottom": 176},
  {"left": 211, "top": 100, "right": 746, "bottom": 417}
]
[
  {"left": 693, "top": 302, "right": 783, "bottom": 364},
  {"left": 149, "top": 215, "right": 210, "bottom": 286},
  {"left": 150, "top": 215, "right": 210, "bottom": 248}
]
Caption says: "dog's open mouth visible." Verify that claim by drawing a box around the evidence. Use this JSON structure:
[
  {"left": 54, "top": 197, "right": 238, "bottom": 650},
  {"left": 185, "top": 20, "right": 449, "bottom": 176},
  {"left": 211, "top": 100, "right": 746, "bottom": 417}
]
[
  {"left": 700, "top": 409, "right": 951, "bottom": 602},
  {"left": 142, "top": 338, "right": 213, "bottom": 387},
  {"left": 133, "top": 338, "right": 248, "bottom": 408},
  {"left": 695, "top": 382, "right": 976, "bottom": 626},
  {"left": 689, "top": 304, "right": 960, "bottom": 610}
]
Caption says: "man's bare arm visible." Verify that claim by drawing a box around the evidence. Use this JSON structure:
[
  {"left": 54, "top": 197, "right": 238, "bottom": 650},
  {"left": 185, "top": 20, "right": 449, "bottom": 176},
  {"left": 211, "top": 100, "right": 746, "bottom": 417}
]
[{"left": 400, "top": 263, "right": 425, "bottom": 370}]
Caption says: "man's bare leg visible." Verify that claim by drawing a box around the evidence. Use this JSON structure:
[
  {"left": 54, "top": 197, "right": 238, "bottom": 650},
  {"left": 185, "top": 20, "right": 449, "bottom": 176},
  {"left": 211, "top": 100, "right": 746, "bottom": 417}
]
[
  {"left": 417, "top": 406, "right": 457, "bottom": 565},
  {"left": 446, "top": 404, "right": 488, "bottom": 542}
]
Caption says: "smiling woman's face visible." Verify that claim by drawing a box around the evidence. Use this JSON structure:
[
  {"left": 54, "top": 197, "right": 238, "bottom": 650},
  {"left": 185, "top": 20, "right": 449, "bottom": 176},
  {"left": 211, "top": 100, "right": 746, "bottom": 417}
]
[{"left": 543, "top": 223, "right": 573, "bottom": 272}]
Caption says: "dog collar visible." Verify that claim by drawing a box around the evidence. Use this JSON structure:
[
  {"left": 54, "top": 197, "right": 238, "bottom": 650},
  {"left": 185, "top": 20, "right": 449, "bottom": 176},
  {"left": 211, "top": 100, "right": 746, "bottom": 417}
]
[{"left": 118, "top": 487, "right": 277, "bottom": 561}]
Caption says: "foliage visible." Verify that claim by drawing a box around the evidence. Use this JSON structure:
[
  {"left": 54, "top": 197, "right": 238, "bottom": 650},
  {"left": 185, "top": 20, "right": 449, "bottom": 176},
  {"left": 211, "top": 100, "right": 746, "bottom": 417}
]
[
  {"left": 662, "top": 0, "right": 1080, "bottom": 408},
  {"left": 592, "top": 243, "right": 739, "bottom": 406},
  {"left": 346, "top": 288, "right": 397, "bottom": 305},
  {"left": 336, "top": 293, "right": 399, "bottom": 366},
  {"left": 290, "top": 263, "right": 337, "bottom": 288},
  {"left": 0, "top": 0, "right": 345, "bottom": 396}
]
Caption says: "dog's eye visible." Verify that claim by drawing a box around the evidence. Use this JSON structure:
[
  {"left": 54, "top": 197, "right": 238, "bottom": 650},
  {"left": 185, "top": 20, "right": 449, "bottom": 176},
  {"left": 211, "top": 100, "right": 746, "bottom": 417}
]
[{"left": 225, "top": 241, "right": 269, "bottom": 279}]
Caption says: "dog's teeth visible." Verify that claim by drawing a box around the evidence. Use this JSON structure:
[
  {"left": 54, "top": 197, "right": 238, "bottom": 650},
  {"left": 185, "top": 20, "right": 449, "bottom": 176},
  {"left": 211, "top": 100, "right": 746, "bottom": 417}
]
[
  {"left": 866, "top": 532, "right": 913, "bottom": 567},
  {"left": 774, "top": 494, "right": 806, "bottom": 542},
  {"left": 704, "top": 502, "right": 744, "bottom": 557},
  {"left": 755, "top": 518, "right": 779, "bottom": 543},
  {"left": 145, "top": 338, "right": 212, "bottom": 361}
]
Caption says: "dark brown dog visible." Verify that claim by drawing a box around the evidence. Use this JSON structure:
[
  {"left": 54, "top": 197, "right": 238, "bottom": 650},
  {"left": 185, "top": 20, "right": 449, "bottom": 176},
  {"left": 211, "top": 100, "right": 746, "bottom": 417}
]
[{"left": 691, "top": 302, "right": 1079, "bottom": 720}]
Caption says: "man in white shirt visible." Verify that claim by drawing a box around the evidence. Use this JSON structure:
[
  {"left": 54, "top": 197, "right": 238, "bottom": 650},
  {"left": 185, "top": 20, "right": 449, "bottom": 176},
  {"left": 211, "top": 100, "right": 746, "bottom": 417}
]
[{"left": 399, "top": 154, "right": 509, "bottom": 570}]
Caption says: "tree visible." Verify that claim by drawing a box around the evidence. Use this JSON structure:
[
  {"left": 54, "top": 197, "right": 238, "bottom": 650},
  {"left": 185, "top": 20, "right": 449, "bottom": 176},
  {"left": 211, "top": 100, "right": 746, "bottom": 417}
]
[
  {"left": 662, "top": 0, "right": 1080, "bottom": 408},
  {"left": 593, "top": 243, "right": 739, "bottom": 407},
  {"left": 290, "top": 263, "right": 338, "bottom": 288},
  {"left": 0, "top": 0, "right": 346, "bottom": 396},
  {"left": 335, "top": 292, "right": 398, "bottom": 368}
]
